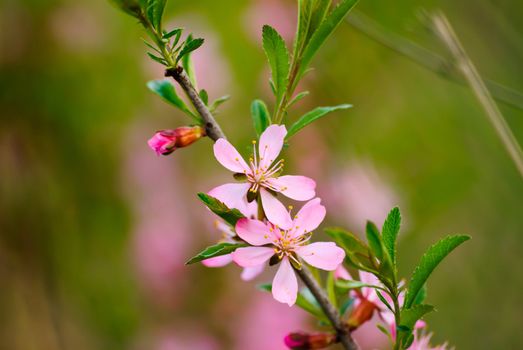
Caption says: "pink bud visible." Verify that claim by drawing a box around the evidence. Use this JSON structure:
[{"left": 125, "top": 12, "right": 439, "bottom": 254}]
[
  {"left": 148, "top": 126, "right": 205, "bottom": 156},
  {"left": 284, "top": 332, "right": 337, "bottom": 349}
]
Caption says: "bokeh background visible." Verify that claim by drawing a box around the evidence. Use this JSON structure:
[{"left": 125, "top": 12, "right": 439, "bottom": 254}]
[{"left": 1, "top": 0, "right": 522, "bottom": 349}]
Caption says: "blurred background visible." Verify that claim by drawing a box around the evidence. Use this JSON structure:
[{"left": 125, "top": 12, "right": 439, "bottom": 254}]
[{"left": 1, "top": 0, "right": 522, "bottom": 349}]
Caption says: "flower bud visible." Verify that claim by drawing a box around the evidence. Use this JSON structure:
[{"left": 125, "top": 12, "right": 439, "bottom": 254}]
[
  {"left": 148, "top": 126, "right": 205, "bottom": 156},
  {"left": 347, "top": 298, "right": 378, "bottom": 330},
  {"left": 284, "top": 332, "right": 337, "bottom": 349}
]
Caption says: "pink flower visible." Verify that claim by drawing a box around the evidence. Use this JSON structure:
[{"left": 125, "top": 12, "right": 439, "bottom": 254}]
[
  {"left": 211, "top": 124, "right": 316, "bottom": 228},
  {"left": 203, "top": 186, "right": 264, "bottom": 281},
  {"left": 232, "top": 199, "right": 345, "bottom": 306},
  {"left": 148, "top": 126, "right": 205, "bottom": 156},
  {"left": 202, "top": 220, "right": 265, "bottom": 281}
]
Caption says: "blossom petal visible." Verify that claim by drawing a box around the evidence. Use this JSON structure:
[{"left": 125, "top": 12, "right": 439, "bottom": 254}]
[
  {"left": 208, "top": 182, "right": 251, "bottom": 214},
  {"left": 272, "top": 257, "right": 298, "bottom": 306},
  {"left": 213, "top": 138, "right": 250, "bottom": 173},
  {"left": 260, "top": 188, "right": 293, "bottom": 229},
  {"left": 296, "top": 242, "right": 345, "bottom": 271},
  {"left": 201, "top": 254, "right": 233, "bottom": 267},
  {"left": 258, "top": 125, "right": 287, "bottom": 169},
  {"left": 267, "top": 175, "right": 316, "bottom": 201},
  {"left": 335, "top": 265, "right": 353, "bottom": 280},
  {"left": 232, "top": 247, "right": 274, "bottom": 267},
  {"left": 241, "top": 264, "right": 265, "bottom": 281},
  {"left": 292, "top": 198, "right": 326, "bottom": 237},
  {"left": 359, "top": 271, "right": 382, "bottom": 302},
  {"left": 235, "top": 218, "right": 275, "bottom": 246}
]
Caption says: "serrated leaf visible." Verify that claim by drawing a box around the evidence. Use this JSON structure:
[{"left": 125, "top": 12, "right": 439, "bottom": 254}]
[
  {"left": 382, "top": 207, "right": 401, "bottom": 265},
  {"left": 146, "top": 79, "right": 199, "bottom": 121},
  {"left": 186, "top": 242, "right": 245, "bottom": 265},
  {"left": 286, "top": 104, "right": 352, "bottom": 138},
  {"left": 288, "top": 91, "right": 310, "bottom": 107},
  {"left": 146, "top": 0, "right": 166, "bottom": 30},
  {"left": 299, "top": 0, "right": 359, "bottom": 77},
  {"left": 209, "top": 95, "right": 230, "bottom": 112},
  {"left": 324, "top": 227, "right": 367, "bottom": 255},
  {"left": 199, "top": 89, "right": 208, "bottom": 105},
  {"left": 365, "top": 221, "right": 383, "bottom": 261},
  {"left": 177, "top": 37, "right": 204, "bottom": 62},
  {"left": 262, "top": 25, "right": 290, "bottom": 104},
  {"left": 251, "top": 99, "right": 271, "bottom": 136},
  {"left": 404, "top": 235, "right": 470, "bottom": 309},
  {"left": 147, "top": 52, "right": 167, "bottom": 65},
  {"left": 258, "top": 284, "right": 328, "bottom": 322},
  {"left": 413, "top": 284, "right": 427, "bottom": 305},
  {"left": 197, "top": 193, "right": 246, "bottom": 227}
]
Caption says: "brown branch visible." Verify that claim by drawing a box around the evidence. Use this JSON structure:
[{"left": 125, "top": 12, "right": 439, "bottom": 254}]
[
  {"left": 295, "top": 265, "right": 359, "bottom": 350},
  {"left": 165, "top": 66, "right": 226, "bottom": 141}
]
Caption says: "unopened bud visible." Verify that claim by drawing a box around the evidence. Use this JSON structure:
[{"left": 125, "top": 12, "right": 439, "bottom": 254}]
[
  {"left": 284, "top": 332, "right": 337, "bottom": 349},
  {"left": 148, "top": 126, "right": 205, "bottom": 156},
  {"left": 347, "top": 298, "right": 378, "bottom": 330}
]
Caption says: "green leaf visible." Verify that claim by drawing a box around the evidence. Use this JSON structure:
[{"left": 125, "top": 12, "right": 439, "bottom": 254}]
[
  {"left": 339, "top": 297, "right": 353, "bottom": 316},
  {"left": 376, "top": 290, "right": 394, "bottom": 313},
  {"left": 251, "top": 99, "right": 271, "bottom": 136},
  {"left": 181, "top": 42, "right": 198, "bottom": 88},
  {"left": 147, "top": 52, "right": 167, "bottom": 65},
  {"left": 199, "top": 89, "right": 209, "bottom": 105},
  {"left": 258, "top": 284, "right": 328, "bottom": 322},
  {"left": 335, "top": 280, "right": 387, "bottom": 293},
  {"left": 146, "top": 79, "right": 199, "bottom": 120},
  {"left": 109, "top": 0, "right": 143, "bottom": 19},
  {"left": 382, "top": 207, "right": 401, "bottom": 265},
  {"left": 288, "top": 91, "right": 310, "bottom": 107},
  {"left": 177, "top": 37, "right": 204, "bottom": 62},
  {"left": 197, "top": 193, "right": 246, "bottom": 227},
  {"left": 262, "top": 25, "right": 290, "bottom": 104},
  {"left": 325, "top": 227, "right": 367, "bottom": 255},
  {"left": 163, "top": 28, "right": 183, "bottom": 45},
  {"left": 326, "top": 272, "right": 337, "bottom": 308},
  {"left": 209, "top": 95, "right": 231, "bottom": 113},
  {"left": 146, "top": 0, "right": 166, "bottom": 30},
  {"left": 186, "top": 242, "right": 245, "bottom": 265},
  {"left": 365, "top": 221, "right": 383, "bottom": 261},
  {"left": 298, "top": 0, "right": 359, "bottom": 77},
  {"left": 413, "top": 284, "right": 427, "bottom": 305},
  {"left": 404, "top": 235, "right": 470, "bottom": 309},
  {"left": 399, "top": 304, "right": 434, "bottom": 330},
  {"left": 287, "top": 104, "right": 352, "bottom": 138}
]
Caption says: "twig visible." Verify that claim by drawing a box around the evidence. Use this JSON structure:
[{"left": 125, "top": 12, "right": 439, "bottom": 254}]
[
  {"left": 346, "top": 11, "right": 523, "bottom": 111},
  {"left": 165, "top": 67, "right": 226, "bottom": 141},
  {"left": 295, "top": 265, "right": 359, "bottom": 350},
  {"left": 431, "top": 12, "right": 523, "bottom": 179}
]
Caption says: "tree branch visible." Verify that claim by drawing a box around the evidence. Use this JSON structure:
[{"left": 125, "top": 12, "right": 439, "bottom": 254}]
[
  {"left": 165, "top": 66, "right": 226, "bottom": 141},
  {"left": 295, "top": 265, "right": 359, "bottom": 350}
]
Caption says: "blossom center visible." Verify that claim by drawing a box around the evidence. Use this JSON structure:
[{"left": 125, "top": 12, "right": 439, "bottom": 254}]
[{"left": 245, "top": 140, "right": 285, "bottom": 193}]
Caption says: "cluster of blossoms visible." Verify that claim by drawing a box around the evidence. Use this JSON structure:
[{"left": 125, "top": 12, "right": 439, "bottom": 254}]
[{"left": 202, "top": 125, "right": 345, "bottom": 306}]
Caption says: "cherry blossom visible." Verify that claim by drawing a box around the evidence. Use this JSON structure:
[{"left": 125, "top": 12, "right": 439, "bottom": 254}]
[
  {"left": 231, "top": 198, "right": 345, "bottom": 306},
  {"left": 211, "top": 124, "right": 316, "bottom": 229}
]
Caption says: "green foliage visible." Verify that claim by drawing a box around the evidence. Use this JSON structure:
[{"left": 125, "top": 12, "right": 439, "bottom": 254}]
[
  {"left": 404, "top": 235, "right": 470, "bottom": 309},
  {"left": 209, "top": 95, "right": 231, "bottom": 113},
  {"left": 163, "top": 28, "right": 182, "bottom": 42},
  {"left": 286, "top": 104, "right": 352, "bottom": 138},
  {"left": 186, "top": 242, "right": 246, "bottom": 265},
  {"left": 199, "top": 89, "right": 209, "bottom": 105},
  {"left": 298, "top": 0, "right": 358, "bottom": 77},
  {"left": 251, "top": 99, "right": 271, "bottom": 136},
  {"left": 288, "top": 91, "right": 310, "bottom": 107},
  {"left": 335, "top": 279, "right": 387, "bottom": 293},
  {"left": 382, "top": 207, "right": 401, "bottom": 265},
  {"left": 146, "top": 0, "right": 166, "bottom": 30},
  {"left": 398, "top": 304, "right": 435, "bottom": 348},
  {"left": 109, "top": 0, "right": 144, "bottom": 19},
  {"left": 365, "top": 221, "right": 383, "bottom": 261},
  {"left": 258, "top": 284, "right": 328, "bottom": 322},
  {"left": 326, "top": 271, "right": 337, "bottom": 308},
  {"left": 324, "top": 227, "right": 377, "bottom": 272},
  {"left": 146, "top": 79, "right": 199, "bottom": 121},
  {"left": 177, "top": 37, "right": 205, "bottom": 63},
  {"left": 197, "top": 193, "right": 246, "bottom": 227},
  {"left": 262, "top": 25, "right": 290, "bottom": 105}
]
